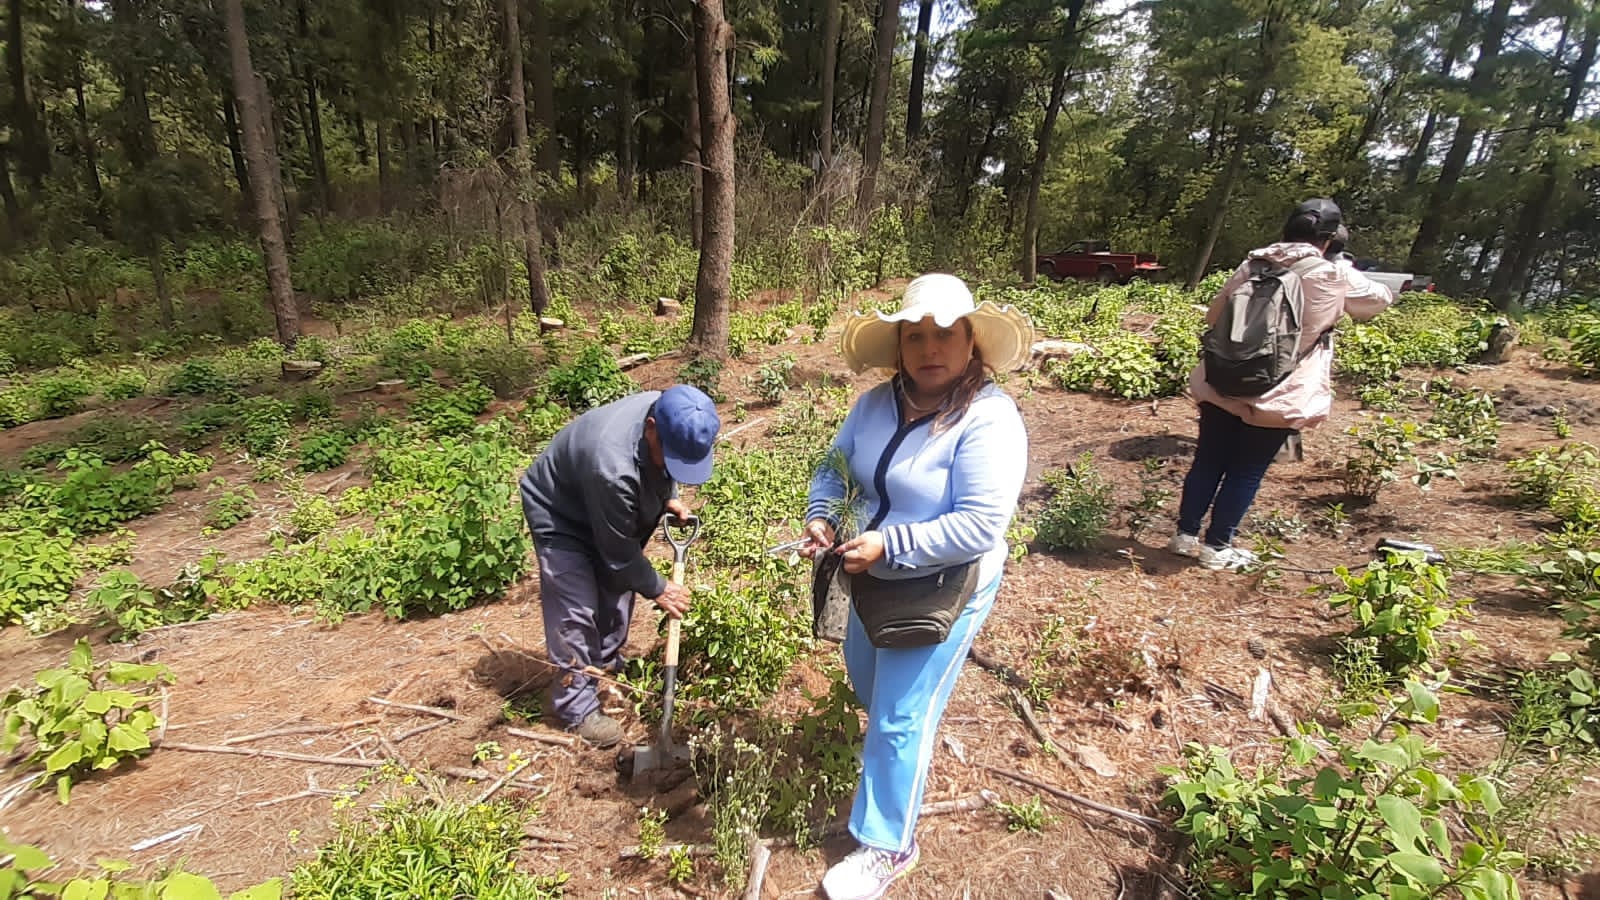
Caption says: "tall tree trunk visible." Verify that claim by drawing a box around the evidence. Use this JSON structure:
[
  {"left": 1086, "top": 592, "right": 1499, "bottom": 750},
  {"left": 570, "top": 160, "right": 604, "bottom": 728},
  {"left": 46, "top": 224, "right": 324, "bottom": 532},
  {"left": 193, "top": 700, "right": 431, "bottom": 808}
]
[
  {"left": 73, "top": 71, "right": 106, "bottom": 221},
  {"left": 149, "top": 246, "right": 174, "bottom": 329},
  {"left": 615, "top": 0, "right": 636, "bottom": 209},
  {"left": 1400, "top": 3, "right": 1470, "bottom": 189},
  {"left": 818, "top": 0, "right": 841, "bottom": 170},
  {"left": 691, "top": 0, "right": 734, "bottom": 357},
  {"left": 1022, "top": 61, "right": 1071, "bottom": 284},
  {"left": 297, "top": 0, "right": 331, "bottom": 212},
  {"left": 222, "top": 0, "right": 300, "bottom": 347},
  {"left": 686, "top": 46, "right": 703, "bottom": 249},
  {"left": 1187, "top": 131, "right": 1249, "bottom": 288},
  {"left": 502, "top": 0, "right": 553, "bottom": 320},
  {"left": 906, "top": 0, "right": 933, "bottom": 141},
  {"left": 7, "top": 0, "right": 48, "bottom": 190},
  {"left": 529, "top": 0, "right": 560, "bottom": 180},
  {"left": 1489, "top": 18, "right": 1596, "bottom": 309},
  {"left": 223, "top": 96, "right": 251, "bottom": 198},
  {"left": 856, "top": 0, "right": 900, "bottom": 217},
  {"left": 0, "top": 142, "right": 20, "bottom": 231},
  {"left": 376, "top": 121, "right": 392, "bottom": 213},
  {"left": 256, "top": 74, "right": 293, "bottom": 239},
  {"left": 352, "top": 110, "right": 369, "bottom": 166},
  {"left": 1407, "top": 0, "right": 1514, "bottom": 274}
]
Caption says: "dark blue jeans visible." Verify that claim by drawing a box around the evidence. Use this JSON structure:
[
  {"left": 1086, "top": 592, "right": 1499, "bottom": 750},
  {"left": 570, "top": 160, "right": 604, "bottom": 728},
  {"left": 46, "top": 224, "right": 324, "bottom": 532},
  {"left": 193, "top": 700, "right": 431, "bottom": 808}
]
[{"left": 1176, "top": 403, "right": 1294, "bottom": 548}]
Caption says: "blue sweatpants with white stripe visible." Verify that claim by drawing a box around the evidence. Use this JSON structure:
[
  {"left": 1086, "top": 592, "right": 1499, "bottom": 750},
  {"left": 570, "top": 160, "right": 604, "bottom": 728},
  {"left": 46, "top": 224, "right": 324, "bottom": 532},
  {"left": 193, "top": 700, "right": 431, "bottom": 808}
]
[{"left": 843, "top": 573, "right": 1001, "bottom": 853}]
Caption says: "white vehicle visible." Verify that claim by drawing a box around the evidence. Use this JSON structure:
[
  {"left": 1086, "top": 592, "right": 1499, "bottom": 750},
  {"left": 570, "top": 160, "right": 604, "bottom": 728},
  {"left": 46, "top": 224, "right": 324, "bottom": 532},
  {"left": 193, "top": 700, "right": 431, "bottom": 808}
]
[{"left": 1351, "top": 259, "right": 1435, "bottom": 295}]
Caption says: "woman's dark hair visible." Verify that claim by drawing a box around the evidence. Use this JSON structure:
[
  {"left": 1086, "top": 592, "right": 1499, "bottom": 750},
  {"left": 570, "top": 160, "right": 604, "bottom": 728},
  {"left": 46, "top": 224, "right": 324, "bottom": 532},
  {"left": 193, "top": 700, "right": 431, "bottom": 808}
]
[
  {"left": 1283, "top": 198, "right": 1342, "bottom": 244},
  {"left": 1283, "top": 212, "right": 1325, "bottom": 243}
]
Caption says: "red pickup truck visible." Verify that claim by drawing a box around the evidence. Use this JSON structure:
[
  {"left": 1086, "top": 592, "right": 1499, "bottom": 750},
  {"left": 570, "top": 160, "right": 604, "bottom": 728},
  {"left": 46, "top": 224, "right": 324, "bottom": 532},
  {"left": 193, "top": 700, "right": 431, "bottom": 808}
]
[{"left": 1037, "top": 241, "right": 1165, "bottom": 284}]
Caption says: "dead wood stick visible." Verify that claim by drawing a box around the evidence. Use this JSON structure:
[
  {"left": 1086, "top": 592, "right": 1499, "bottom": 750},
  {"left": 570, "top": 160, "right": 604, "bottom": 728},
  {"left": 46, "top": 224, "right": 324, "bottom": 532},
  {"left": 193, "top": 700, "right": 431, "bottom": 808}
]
[
  {"left": 1009, "top": 688, "right": 1064, "bottom": 761},
  {"left": 525, "top": 827, "right": 575, "bottom": 845},
  {"left": 253, "top": 788, "right": 341, "bottom": 808},
  {"left": 968, "top": 645, "right": 1029, "bottom": 688},
  {"left": 162, "top": 742, "right": 385, "bottom": 769},
  {"left": 436, "top": 765, "right": 543, "bottom": 789},
  {"left": 473, "top": 759, "right": 532, "bottom": 805},
  {"left": 743, "top": 841, "right": 772, "bottom": 900},
  {"left": 493, "top": 634, "right": 653, "bottom": 697},
  {"left": 620, "top": 842, "right": 720, "bottom": 860},
  {"left": 505, "top": 726, "right": 577, "bottom": 749},
  {"left": 986, "top": 766, "right": 1168, "bottom": 832},
  {"left": 718, "top": 417, "right": 767, "bottom": 443},
  {"left": 331, "top": 736, "right": 376, "bottom": 758},
  {"left": 393, "top": 718, "right": 451, "bottom": 743},
  {"left": 223, "top": 718, "right": 380, "bottom": 745},
  {"left": 364, "top": 696, "right": 467, "bottom": 721},
  {"left": 921, "top": 789, "right": 1002, "bottom": 816}
]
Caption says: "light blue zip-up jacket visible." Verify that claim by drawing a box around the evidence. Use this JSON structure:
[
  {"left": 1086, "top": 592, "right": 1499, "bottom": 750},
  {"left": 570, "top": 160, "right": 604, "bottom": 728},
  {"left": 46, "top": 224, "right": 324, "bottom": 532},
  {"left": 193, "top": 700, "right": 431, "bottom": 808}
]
[{"left": 807, "top": 378, "right": 1029, "bottom": 588}]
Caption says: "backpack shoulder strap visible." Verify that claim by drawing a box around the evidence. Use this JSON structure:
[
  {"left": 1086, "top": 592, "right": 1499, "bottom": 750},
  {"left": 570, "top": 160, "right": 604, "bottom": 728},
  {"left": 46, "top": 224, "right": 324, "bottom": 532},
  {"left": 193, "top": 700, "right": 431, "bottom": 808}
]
[{"left": 1286, "top": 256, "right": 1325, "bottom": 277}]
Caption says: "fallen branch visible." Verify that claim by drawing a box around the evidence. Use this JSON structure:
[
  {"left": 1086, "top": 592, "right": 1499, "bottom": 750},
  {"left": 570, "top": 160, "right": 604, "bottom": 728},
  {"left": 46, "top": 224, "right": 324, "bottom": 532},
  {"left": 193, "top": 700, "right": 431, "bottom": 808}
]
[
  {"left": 987, "top": 766, "right": 1168, "bottom": 833},
  {"left": 473, "top": 760, "right": 532, "bottom": 805},
  {"left": 223, "top": 718, "right": 380, "bottom": 746},
  {"left": 162, "top": 742, "right": 385, "bottom": 769},
  {"left": 742, "top": 841, "right": 772, "bottom": 900},
  {"left": 968, "top": 645, "right": 1029, "bottom": 688},
  {"left": 394, "top": 718, "right": 451, "bottom": 743},
  {"left": 1009, "top": 688, "right": 1064, "bottom": 762},
  {"left": 253, "top": 788, "right": 341, "bottom": 809},
  {"left": 922, "top": 789, "right": 1002, "bottom": 816},
  {"left": 718, "top": 417, "right": 767, "bottom": 443},
  {"left": 505, "top": 726, "right": 577, "bottom": 749},
  {"left": 364, "top": 697, "right": 467, "bottom": 721},
  {"left": 130, "top": 824, "right": 203, "bottom": 852}
]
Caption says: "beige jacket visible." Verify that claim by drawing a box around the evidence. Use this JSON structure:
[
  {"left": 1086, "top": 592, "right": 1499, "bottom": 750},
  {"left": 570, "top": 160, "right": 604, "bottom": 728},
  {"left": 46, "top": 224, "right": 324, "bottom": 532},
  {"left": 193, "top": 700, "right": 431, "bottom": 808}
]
[{"left": 1189, "top": 242, "right": 1395, "bottom": 431}]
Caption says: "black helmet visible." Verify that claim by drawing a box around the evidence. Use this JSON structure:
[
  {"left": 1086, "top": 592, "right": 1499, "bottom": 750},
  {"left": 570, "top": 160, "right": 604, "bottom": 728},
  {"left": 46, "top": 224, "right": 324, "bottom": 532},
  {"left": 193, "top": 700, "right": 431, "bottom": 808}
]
[{"left": 1290, "top": 198, "right": 1343, "bottom": 239}]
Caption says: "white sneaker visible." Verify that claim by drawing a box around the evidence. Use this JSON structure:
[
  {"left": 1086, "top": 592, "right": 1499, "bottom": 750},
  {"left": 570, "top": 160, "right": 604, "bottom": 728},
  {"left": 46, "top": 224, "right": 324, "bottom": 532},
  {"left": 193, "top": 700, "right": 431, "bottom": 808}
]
[
  {"left": 822, "top": 842, "right": 919, "bottom": 900},
  {"left": 1167, "top": 533, "right": 1200, "bottom": 557},
  {"left": 1199, "top": 545, "right": 1258, "bottom": 571}
]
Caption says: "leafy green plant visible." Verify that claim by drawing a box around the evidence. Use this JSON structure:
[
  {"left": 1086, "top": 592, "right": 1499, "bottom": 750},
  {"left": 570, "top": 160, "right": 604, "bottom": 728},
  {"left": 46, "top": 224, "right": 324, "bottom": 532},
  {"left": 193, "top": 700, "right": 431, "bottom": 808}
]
[
  {"left": 298, "top": 428, "right": 355, "bottom": 472},
  {"left": 1248, "top": 509, "right": 1309, "bottom": 542},
  {"left": 0, "top": 639, "right": 172, "bottom": 803},
  {"left": 1507, "top": 443, "right": 1600, "bottom": 524},
  {"left": 1047, "top": 333, "right": 1169, "bottom": 399},
  {"left": 0, "top": 840, "right": 281, "bottom": 900},
  {"left": 206, "top": 481, "right": 256, "bottom": 530},
  {"left": 90, "top": 562, "right": 215, "bottom": 639},
  {"left": 637, "top": 806, "right": 669, "bottom": 861},
  {"left": 1343, "top": 416, "right": 1457, "bottom": 500},
  {"left": 1325, "top": 552, "right": 1472, "bottom": 674},
  {"left": 546, "top": 342, "right": 635, "bottom": 410},
  {"left": 997, "top": 796, "right": 1055, "bottom": 833},
  {"left": 1163, "top": 686, "right": 1522, "bottom": 900},
  {"left": 410, "top": 380, "right": 494, "bottom": 437},
  {"left": 746, "top": 353, "right": 796, "bottom": 405},
  {"left": 1331, "top": 636, "right": 1392, "bottom": 720},
  {"left": 691, "top": 728, "right": 776, "bottom": 888},
  {"left": 287, "top": 493, "right": 338, "bottom": 542},
  {"left": 165, "top": 357, "right": 239, "bottom": 398},
  {"left": 289, "top": 798, "right": 567, "bottom": 899},
  {"left": 1035, "top": 454, "right": 1113, "bottom": 552},
  {"left": 675, "top": 577, "right": 808, "bottom": 715},
  {"left": 1424, "top": 378, "right": 1499, "bottom": 460},
  {"left": 229, "top": 396, "right": 293, "bottom": 459},
  {"left": 27, "top": 444, "right": 211, "bottom": 535},
  {"left": 678, "top": 354, "right": 725, "bottom": 403},
  {"left": 665, "top": 847, "right": 695, "bottom": 886},
  {"left": 32, "top": 370, "right": 94, "bottom": 418}
]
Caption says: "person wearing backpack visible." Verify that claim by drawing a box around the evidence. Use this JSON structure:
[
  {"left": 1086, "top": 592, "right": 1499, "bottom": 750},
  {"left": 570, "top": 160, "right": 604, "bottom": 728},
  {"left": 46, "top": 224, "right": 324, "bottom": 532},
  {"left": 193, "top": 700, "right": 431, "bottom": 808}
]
[{"left": 1167, "top": 199, "right": 1395, "bottom": 570}]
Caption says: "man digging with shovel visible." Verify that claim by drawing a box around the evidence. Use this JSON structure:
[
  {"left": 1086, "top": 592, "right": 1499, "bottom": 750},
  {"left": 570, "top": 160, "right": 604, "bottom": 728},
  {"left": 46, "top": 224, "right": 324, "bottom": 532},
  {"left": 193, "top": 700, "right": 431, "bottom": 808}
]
[{"left": 518, "top": 385, "right": 721, "bottom": 748}]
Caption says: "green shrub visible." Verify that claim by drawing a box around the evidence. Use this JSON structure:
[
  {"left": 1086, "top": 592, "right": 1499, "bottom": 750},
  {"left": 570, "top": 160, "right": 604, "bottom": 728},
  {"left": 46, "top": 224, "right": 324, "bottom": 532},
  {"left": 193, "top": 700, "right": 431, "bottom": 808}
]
[
  {"left": 1507, "top": 442, "right": 1600, "bottom": 521},
  {"left": 290, "top": 798, "right": 565, "bottom": 900},
  {"left": 1343, "top": 416, "right": 1457, "bottom": 500},
  {"left": 410, "top": 380, "right": 493, "bottom": 437},
  {"left": 206, "top": 481, "right": 257, "bottom": 530},
  {"left": 1163, "top": 687, "right": 1521, "bottom": 900},
  {"left": 1423, "top": 378, "right": 1499, "bottom": 460},
  {"left": 287, "top": 494, "right": 339, "bottom": 542},
  {"left": 32, "top": 371, "right": 94, "bottom": 418},
  {"left": 747, "top": 354, "right": 796, "bottom": 405},
  {"left": 678, "top": 354, "right": 725, "bottom": 402},
  {"left": 228, "top": 396, "right": 293, "bottom": 459},
  {"left": 0, "top": 525, "right": 82, "bottom": 625},
  {"left": 166, "top": 357, "right": 239, "bottom": 397},
  {"left": 1034, "top": 455, "right": 1112, "bottom": 552},
  {"left": 546, "top": 342, "right": 635, "bottom": 410},
  {"left": 298, "top": 428, "right": 355, "bottom": 472},
  {"left": 100, "top": 366, "right": 148, "bottom": 401},
  {"left": 0, "top": 842, "right": 281, "bottom": 900},
  {"left": 0, "top": 388, "right": 31, "bottom": 427},
  {"left": 676, "top": 578, "right": 808, "bottom": 716},
  {"left": 0, "top": 639, "right": 173, "bottom": 803},
  {"left": 29, "top": 445, "right": 211, "bottom": 535},
  {"left": 1325, "top": 552, "right": 1471, "bottom": 674}
]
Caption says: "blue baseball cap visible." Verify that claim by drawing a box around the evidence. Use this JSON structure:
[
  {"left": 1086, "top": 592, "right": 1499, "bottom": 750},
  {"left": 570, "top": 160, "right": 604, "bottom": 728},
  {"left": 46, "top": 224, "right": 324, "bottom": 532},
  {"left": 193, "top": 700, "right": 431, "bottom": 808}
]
[{"left": 653, "top": 385, "right": 720, "bottom": 484}]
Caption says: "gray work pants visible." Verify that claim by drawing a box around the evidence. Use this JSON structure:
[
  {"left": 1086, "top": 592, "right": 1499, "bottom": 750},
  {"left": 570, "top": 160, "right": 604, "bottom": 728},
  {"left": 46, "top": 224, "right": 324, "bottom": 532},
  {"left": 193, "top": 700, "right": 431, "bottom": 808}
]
[{"left": 534, "top": 544, "right": 635, "bottom": 726}]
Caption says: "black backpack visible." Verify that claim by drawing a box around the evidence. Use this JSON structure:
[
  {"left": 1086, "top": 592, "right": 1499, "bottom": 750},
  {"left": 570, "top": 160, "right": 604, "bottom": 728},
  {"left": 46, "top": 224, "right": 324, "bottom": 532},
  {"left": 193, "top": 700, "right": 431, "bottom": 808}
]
[{"left": 1202, "top": 256, "right": 1325, "bottom": 397}]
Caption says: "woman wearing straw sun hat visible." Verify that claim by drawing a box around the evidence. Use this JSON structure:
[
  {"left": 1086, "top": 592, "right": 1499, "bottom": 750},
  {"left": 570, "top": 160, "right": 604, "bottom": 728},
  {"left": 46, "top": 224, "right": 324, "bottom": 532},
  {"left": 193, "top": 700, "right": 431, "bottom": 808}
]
[{"left": 797, "top": 273, "right": 1032, "bottom": 900}]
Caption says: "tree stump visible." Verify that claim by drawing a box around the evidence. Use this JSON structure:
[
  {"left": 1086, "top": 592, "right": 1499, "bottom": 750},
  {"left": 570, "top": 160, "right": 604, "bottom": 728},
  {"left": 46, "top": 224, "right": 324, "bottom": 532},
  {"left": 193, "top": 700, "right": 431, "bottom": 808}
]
[
  {"left": 281, "top": 360, "right": 323, "bottom": 382},
  {"left": 656, "top": 297, "right": 683, "bottom": 317},
  {"left": 375, "top": 379, "right": 406, "bottom": 395},
  {"left": 1478, "top": 319, "right": 1518, "bottom": 364},
  {"left": 539, "top": 317, "right": 565, "bottom": 331}
]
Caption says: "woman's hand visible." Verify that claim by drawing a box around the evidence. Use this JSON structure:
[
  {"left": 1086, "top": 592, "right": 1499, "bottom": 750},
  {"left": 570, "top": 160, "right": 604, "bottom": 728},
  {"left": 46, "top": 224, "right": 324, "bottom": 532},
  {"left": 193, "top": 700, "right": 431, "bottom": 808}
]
[
  {"left": 837, "top": 531, "right": 885, "bottom": 574},
  {"left": 799, "top": 518, "right": 836, "bottom": 558}
]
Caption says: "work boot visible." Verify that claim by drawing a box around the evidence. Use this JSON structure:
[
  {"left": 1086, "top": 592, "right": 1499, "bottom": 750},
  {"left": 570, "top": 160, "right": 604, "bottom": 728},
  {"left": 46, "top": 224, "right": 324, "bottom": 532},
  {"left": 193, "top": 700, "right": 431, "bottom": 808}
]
[{"left": 572, "top": 711, "right": 625, "bottom": 748}]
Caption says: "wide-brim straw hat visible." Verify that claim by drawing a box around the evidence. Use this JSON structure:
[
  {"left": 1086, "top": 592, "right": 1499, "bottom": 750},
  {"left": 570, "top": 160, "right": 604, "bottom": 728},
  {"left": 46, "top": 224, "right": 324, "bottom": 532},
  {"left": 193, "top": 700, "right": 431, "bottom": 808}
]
[{"left": 840, "top": 273, "right": 1035, "bottom": 374}]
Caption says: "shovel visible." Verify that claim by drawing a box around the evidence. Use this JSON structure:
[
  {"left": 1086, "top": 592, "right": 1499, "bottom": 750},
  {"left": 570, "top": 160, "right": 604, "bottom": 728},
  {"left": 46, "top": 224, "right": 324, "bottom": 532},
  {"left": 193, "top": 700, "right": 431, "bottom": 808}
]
[{"left": 630, "top": 512, "right": 700, "bottom": 778}]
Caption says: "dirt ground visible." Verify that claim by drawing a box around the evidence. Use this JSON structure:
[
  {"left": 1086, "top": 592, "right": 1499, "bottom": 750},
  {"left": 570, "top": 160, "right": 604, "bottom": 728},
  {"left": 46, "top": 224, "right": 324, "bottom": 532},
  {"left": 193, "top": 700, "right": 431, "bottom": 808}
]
[{"left": 4, "top": 298, "right": 1600, "bottom": 899}]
